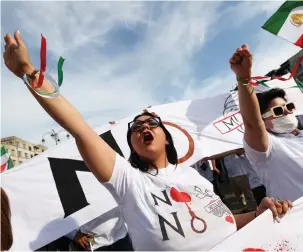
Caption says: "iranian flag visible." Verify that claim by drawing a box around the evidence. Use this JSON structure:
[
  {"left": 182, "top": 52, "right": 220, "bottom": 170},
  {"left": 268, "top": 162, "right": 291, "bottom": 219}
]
[
  {"left": 262, "top": 0, "right": 303, "bottom": 48},
  {"left": 1, "top": 146, "right": 14, "bottom": 173}
]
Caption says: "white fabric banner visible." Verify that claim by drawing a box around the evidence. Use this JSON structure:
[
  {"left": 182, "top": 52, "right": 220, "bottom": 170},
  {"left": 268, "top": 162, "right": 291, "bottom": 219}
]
[
  {"left": 210, "top": 197, "right": 303, "bottom": 251},
  {"left": 1, "top": 79, "right": 303, "bottom": 250}
]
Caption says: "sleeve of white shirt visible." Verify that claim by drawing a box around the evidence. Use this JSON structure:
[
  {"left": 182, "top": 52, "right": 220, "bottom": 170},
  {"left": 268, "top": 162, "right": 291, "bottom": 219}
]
[
  {"left": 103, "top": 153, "right": 138, "bottom": 204},
  {"left": 243, "top": 132, "right": 274, "bottom": 165},
  {"left": 65, "top": 229, "right": 78, "bottom": 240}
]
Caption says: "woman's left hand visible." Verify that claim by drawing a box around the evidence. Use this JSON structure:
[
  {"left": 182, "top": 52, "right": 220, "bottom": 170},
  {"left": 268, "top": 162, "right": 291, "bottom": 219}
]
[{"left": 257, "top": 197, "right": 293, "bottom": 222}]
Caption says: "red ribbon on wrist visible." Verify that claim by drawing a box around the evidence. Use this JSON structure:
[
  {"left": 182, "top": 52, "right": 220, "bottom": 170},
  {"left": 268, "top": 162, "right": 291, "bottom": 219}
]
[{"left": 32, "top": 34, "right": 46, "bottom": 89}]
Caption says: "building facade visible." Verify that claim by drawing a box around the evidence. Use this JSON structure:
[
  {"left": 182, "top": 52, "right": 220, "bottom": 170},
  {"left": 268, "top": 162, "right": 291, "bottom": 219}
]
[{"left": 1, "top": 136, "right": 47, "bottom": 166}]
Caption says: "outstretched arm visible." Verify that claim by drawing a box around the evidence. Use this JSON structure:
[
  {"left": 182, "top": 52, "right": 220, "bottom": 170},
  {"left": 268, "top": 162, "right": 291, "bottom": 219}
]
[
  {"left": 229, "top": 45, "right": 268, "bottom": 152},
  {"left": 3, "top": 31, "right": 115, "bottom": 182}
]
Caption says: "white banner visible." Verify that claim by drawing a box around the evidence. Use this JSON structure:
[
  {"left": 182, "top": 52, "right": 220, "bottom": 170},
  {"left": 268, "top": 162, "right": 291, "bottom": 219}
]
[
  {"left": 2, "top": 80, "right": 303, "bottom": 250},
  {"left": 210, "top": 197, "right": 303, "bottom": 251}
]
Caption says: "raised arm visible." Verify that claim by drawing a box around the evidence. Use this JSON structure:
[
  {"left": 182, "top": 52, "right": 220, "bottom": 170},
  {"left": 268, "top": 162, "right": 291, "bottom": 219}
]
[
  {"left": 3, "top": 31, "right": 115, "bottom": 182},
  {"left": 229, "top": 45, "right": 268, "bottom": 152}
]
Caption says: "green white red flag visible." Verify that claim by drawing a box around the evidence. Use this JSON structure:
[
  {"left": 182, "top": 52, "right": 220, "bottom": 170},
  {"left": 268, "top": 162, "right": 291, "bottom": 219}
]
[
  {"left": 262, "top": 0, "right": 303, "bottom": 48},
  {"left": 1, "top": 145, "right": 14, "bottom": 173}
]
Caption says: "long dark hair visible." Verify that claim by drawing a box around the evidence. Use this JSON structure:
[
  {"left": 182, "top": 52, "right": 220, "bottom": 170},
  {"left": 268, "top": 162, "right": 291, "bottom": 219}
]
[
  {"left": 127, "top": 112, "right": 178, "bottom": 173},
  {"left": 1, "top": 188, "right": 13, "bottom": 251}
]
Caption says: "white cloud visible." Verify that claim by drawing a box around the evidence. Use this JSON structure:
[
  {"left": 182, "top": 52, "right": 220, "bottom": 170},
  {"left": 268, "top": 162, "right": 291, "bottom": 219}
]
[
  {"left": 13, "top": 2, "right": 149, "bottom": 56},
  {"left": 1, "top": 1, "right": 221, "bottom": 144},
  {"left": 183, "top": 31, "right": 301, "bottom": 101}
]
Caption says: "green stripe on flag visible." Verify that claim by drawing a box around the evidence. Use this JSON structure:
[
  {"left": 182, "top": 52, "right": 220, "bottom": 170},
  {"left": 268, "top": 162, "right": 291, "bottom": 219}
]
[
  {"left": 262, "top": 0, "right": 303, "bottom": 35},
  {"left": 1, "top": 146, "right": 14, "bottom": 171},
  {"left": 7, "top": 157, "right": 14, "bottom": 170},
  {"left": 1, "top": 145, "right": 7, "bottom": 156}
]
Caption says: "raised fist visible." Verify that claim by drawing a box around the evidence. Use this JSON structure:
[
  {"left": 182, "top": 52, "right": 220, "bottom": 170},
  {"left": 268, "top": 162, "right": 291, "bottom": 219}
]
[{"left": 229, "top": 44, "right": 252, "bottom": 79}]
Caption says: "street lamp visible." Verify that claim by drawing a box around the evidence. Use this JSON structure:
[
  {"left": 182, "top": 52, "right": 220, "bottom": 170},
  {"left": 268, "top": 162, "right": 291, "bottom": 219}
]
[{"left": 42, "top": 129, "right": 70, "bottom": 145}]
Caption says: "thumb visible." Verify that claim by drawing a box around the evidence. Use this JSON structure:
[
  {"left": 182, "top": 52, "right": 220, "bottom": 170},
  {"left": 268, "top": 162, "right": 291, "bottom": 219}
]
[{"left": 14, "top": 30, "right": 25, "bottom": 47}]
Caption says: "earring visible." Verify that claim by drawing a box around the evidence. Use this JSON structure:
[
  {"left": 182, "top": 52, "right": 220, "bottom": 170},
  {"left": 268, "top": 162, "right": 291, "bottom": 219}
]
[{"left": 166, "top": 141, "right": 169, "bottom": 145}]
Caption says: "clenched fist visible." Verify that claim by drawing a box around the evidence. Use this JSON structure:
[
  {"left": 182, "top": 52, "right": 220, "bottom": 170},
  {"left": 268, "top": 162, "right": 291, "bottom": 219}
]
[{"left": 229, "top": 44, "right": 253, "bottom": 79}]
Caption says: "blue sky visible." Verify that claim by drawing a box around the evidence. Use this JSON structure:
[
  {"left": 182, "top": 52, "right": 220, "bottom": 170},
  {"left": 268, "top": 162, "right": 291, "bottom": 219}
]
[{"left": 1, "top": 1, "right": 301, "bottom": 147}]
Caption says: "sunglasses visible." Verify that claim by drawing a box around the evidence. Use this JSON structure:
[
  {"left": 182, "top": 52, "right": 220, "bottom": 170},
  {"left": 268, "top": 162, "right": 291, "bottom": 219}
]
[
  {"left": 128, "top": 117, "right": 161, "bottom": 132},
  {"left": 262, "top": 102, "right": 296, "bottom": 119}
]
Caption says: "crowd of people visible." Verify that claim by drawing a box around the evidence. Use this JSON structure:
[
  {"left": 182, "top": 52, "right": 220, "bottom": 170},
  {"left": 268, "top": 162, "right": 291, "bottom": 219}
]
[{"left": 1, "top": 31, "right": 302, "bottom": 251}]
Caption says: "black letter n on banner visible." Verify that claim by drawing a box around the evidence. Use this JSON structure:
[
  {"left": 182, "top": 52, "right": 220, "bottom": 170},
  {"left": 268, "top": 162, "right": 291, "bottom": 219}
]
[
  {"left": 49, "top": 158, "right": 90, "bottom": 218},
  {"left": 49, "top": 130, "right": 124, "bottom": 218}
]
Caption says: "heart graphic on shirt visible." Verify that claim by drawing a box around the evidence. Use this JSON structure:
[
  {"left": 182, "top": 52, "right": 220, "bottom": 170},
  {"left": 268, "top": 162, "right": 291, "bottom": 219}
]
[
  {"left": 170, "top": 187, "right": 191, "bottom": 203},
  {"left": 225, "top": 215, "right": 234, "bottom": 224}
]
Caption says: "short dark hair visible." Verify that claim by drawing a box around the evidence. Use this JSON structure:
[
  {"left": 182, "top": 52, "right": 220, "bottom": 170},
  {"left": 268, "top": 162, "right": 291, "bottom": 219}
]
[
  {"left": 256, "top": 88, "right": 287, "bottom": 115},
  {"left": 1, "top": 188, "right": 13, "bottom": 251},
  {"left": 127, "top": 112, "right": 178, "bottom": 173}
]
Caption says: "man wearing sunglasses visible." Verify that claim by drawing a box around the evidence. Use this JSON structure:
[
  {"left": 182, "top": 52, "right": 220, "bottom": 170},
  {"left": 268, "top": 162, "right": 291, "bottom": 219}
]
[{"left": 229, "top": 44, "right": 303, "bottom": 202}]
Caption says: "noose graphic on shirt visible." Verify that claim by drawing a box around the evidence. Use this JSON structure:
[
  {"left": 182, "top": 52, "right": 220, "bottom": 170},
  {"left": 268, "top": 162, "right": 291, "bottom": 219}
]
[{"left": 170, "top": 187, "right": 207, "bottom": 233}]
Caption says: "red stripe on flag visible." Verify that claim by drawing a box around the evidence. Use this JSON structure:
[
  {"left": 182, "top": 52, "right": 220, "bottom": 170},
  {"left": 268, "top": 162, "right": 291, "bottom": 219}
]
[
  {"left": 1, "top": 163, "right": 7, "bottom": 173},
  {"left": 295, "top": 34, "right": 303, "bottom": 48}
]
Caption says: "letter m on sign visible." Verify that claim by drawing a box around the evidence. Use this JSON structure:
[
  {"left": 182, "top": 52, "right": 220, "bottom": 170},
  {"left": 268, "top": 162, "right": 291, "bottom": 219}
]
[{"left": 213, "top": 111, "right": 244, "bottom": 134}]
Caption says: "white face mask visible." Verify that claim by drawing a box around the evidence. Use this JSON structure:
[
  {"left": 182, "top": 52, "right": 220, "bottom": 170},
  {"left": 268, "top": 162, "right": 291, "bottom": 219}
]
[{"left": 271, "top": 113, "right": 298, "bottom": 134}]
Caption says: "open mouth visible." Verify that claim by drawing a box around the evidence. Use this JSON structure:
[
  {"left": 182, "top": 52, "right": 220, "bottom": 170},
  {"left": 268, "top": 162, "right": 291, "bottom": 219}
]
[{"left": 142, "top": 131, "right": 154, "bottom": 144}]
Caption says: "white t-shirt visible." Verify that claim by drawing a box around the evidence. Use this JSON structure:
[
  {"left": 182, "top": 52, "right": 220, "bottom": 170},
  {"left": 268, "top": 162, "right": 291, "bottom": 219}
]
[
  {"left": 223, "top": 154, "right": 247, "bottom": 178},
  {"left": 66, "top": 207, "right": 127, "bottom": 250},
  {"left": 191, "top": 160, "right": 214, "bottom": 182},
  {"left": 243, "top": 130, "right": 303, "bottom": 202},
  {"left": 239, "top": 154, "right": 263, "bottom": 189},
  {"left": 104, "top": 154, "right": 237, "bottom": 251}
]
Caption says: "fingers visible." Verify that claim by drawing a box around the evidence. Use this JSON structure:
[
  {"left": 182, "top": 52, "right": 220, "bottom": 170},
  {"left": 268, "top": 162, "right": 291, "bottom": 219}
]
[
  {"left": 240, "top": 44, "right": 252, "bottom": 58},
  {"left": 6, "top": 43, "right": 18, "bottom": 59},
  {"left": 286, "top": 200, "right": 293, "bottom": 209},
  {"left": 267, "top": 198, "right": 279, "bottom": 219},
  {"left": 14, "top": 30, "right": 25, "bottom": 47},
  {"left": 229, "top": 52, "right": 242, "bottom": 64},
  {"left": 4, "top": 33, "right": 18, "bottom": 60},
  {"left": 79, "top": 241, "right": 88, "bottom": 250},
  {"left": 81, "top": 239, "right": 89, "bottom": 250},
  {"left": 4, "top": 33, "right": 17, "bottom": 46},
  {"left": 274, "top": 202, "right": 283, "bottom": 216},
  {"left": 280, "top": 201, "right": 289, "bottom": 216},
  {"left": 270, "top": 198, "right": 293, "bottom": 222},
  {"left": 280, "top": 200, "right": 292, "bottom": 216},
  {"left": 241, "top": 44, "right": 249, "bottom": 50},
  {"left": 230, "top": 44, "right": 252, "bottom": 65}
]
